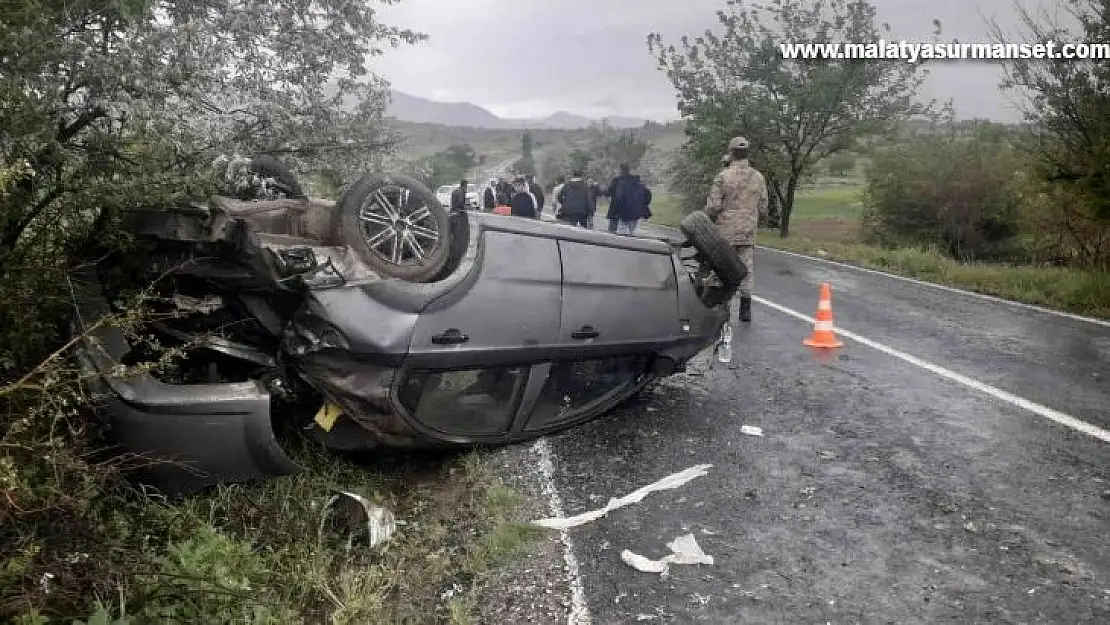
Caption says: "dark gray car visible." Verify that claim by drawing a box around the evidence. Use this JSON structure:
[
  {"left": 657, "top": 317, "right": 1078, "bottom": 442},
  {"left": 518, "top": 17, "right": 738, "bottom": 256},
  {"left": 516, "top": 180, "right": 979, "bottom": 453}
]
[{"left": 75, "top": 167, "right": 743, "bottom": 494}]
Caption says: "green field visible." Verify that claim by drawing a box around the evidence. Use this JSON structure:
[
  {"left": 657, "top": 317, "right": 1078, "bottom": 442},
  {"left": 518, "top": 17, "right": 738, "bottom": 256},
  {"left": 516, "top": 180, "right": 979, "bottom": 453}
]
[
  {"left": 643, "top": 184, "right": 863, "bottom": 230},
  {"left": 791, "top": 185, "right": 863, "bottom": 222}
]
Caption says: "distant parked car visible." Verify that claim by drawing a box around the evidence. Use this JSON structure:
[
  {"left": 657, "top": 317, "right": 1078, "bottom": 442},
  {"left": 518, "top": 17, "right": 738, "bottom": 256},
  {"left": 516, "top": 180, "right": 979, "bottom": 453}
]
[
  {"left": 435, "top": 184, "right": 454, "bottom": 207},
  {"left": 435, "top": 184, "right": 479, "bottom": 210},
  {"left": 74, "top": 161, "right": 743, "bottom": 494}
]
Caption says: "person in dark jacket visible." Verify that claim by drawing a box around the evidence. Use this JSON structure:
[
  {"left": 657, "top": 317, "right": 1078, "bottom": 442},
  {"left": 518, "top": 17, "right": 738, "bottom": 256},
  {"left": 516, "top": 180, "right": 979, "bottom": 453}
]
[
  {"left": 526, "top": 174, "right": 545, "bottom": 216},
  {"left": 586, "top": 177, "right": 601, "bottom": 229},
  {"left": 495, "top": 178, "right": 514, "bottom": 205},
  {"left": 509, "top": 177, "right": 538, "bottom": 218},
  {"left": 482, "top": 178, "right": 498, "bottom": 210},
  {"left": 449, "top": 179, "right": 468, "bottom": 213},
  {"left": 555, "top": 171, "right": 591, "bottom": 227},
  {"left": 606, "top": 164, "right": 649, "bottom": 234},
  {"left": 634, "top": 174, "right": 652, "bottom": 220}
]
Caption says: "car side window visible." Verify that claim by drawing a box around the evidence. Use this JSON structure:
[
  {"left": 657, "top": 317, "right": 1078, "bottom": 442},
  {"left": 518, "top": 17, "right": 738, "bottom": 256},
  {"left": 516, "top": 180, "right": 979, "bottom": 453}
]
[
  {"left": 526, "top": 356, "right": 648, "bottom": 430},
  {"left": 396, "top": 366, "right": 527, "bottom": 436}
]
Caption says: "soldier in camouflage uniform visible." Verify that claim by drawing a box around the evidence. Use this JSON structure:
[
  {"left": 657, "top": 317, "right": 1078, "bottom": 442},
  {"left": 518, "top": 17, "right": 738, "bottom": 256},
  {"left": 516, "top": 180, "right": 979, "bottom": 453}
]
[{"left": 705, "top": 136, "right": 768, "bottom": 322}]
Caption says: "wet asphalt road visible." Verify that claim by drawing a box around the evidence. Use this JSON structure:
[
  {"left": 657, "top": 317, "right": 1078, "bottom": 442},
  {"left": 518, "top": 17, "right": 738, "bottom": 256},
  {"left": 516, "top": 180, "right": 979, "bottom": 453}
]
[{"left": 539, "top": 245, "right": 1110, "bottom": 624}]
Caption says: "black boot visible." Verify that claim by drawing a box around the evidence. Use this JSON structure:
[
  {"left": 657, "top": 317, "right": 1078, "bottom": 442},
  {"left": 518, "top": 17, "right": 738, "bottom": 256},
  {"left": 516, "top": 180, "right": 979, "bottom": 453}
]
[{"left": 739, "top": 296, "right": 752, "bottom": 322}]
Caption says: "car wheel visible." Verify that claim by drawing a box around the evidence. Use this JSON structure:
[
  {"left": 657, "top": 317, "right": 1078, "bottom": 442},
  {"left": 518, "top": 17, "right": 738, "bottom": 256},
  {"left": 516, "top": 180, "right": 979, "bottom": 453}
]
[
  {"left": 249, "top": 155, "right": 306, "bottom": 199},
  {"left": 335, "top": 172, "right": 452, "bottom": 283},
  {"left": 679, "top": 210, "right": 747, "bottom": 290}
]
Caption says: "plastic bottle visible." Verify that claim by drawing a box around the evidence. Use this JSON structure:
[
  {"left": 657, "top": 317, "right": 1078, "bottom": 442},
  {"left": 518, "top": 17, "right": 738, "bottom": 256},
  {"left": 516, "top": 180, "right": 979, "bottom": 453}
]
[{"left": 717, "top": 323, "right": 733, "bottom": 363}]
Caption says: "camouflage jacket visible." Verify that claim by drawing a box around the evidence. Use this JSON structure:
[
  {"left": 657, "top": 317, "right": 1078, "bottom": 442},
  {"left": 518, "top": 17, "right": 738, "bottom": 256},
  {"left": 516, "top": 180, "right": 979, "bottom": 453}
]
[{"left": 705, "top": 159, "right": 768, "bottom": 245}]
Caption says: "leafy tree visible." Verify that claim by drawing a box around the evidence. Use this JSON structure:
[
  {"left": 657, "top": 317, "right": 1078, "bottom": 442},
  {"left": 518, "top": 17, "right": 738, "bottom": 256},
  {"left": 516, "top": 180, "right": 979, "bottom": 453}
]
[
  {"left": 521, "top": 130, "right": 534, "bottom": 160},
  {"left": 649, "top": 0, "right": 934, "bottom": 236},
  {"left": 443, "top": 144, "right": 478, "bottom": 170},
  {"left": 568, "top": 148, "right": 592, "bottom": 174},
  {"left": 411, "top": 144, "right": 479, "bottom": 187},
  {"left": 989, "top": 0, "right": 1110, "bottom": 268},
  {"left": 0, "top": 0, "right": 423, "bottom": 262},
  {"left": 584, "top": 129, "right": 649, "bottom": 182},
  {"left": 512, "top": 156, "right": 537, "bottom": 177},
  {"left": 538, "top": 147, "right": 571, "bottom": 184}
]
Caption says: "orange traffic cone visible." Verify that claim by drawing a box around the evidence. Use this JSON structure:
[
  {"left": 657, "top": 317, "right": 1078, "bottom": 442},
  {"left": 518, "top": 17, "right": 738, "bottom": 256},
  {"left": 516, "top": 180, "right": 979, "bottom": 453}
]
[{"left": 802, "top": 282, "right": 844, "bottom": 348}]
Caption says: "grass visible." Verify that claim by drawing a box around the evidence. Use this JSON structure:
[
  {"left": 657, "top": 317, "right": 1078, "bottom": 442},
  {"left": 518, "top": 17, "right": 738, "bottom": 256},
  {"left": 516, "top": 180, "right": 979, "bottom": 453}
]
[
  {"left": 5, "top": 436, "right": 542, "bottom": 624},
  {"left": 642, "top": 184, "right": 864, "bottom": 231},
  {"left": 790, "top": 184, "right": 864, "bottom": 222},
  {"left": 645, "top": 191, "right": 684, "bottom": 228}
]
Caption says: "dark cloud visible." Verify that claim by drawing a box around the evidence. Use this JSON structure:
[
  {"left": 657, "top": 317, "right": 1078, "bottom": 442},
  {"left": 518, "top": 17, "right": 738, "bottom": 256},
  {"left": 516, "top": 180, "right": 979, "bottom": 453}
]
[{"left": 374, "top": 0, "right": 1048, "bottom": 121}]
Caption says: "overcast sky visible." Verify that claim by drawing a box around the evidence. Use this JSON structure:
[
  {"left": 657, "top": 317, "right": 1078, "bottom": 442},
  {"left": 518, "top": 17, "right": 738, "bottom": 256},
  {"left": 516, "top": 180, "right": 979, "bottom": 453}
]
[{"left": 372, "top": 0, "right": 1058, "bottom": 122}]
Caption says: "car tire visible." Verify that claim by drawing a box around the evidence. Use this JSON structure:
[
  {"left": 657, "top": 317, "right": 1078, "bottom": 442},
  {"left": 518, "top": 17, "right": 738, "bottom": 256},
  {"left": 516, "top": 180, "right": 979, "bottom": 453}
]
[
  {"left": 679, "top": 210, "right": 747, "bottom": 290},
  {"left": 335, "top": 172, "right": 451, "bottom": 283},
  {"left": 249, "top": 155, "right": 306, "bottom": 199}
]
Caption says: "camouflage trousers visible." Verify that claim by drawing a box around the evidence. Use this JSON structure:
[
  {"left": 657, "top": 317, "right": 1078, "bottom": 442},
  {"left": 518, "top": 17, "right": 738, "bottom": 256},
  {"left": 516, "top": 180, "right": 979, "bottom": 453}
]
[{"left": 733, "top": 244, "right": 754, "bottom": 297}]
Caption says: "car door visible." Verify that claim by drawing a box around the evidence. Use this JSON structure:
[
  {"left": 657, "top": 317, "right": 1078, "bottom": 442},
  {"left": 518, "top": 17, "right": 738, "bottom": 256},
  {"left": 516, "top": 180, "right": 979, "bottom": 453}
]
[
  {"left": 557, "top": 239, "right": 683, "bottom": 354},
  {"left": 407, "top": 229, "right": 562, "bottom": 368},
  {"left": 396, "top": 229, "right": 562, "bottom": 437}
]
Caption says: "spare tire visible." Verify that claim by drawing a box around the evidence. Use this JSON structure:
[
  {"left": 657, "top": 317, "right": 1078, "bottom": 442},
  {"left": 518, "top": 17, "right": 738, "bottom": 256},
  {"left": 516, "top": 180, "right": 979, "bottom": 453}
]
[
  {"left": 680, "top": 210, "right": 747, "bottom": 290},
  {"left": 335, "top": 172, "right": 451, "bottom": 282},
  {"left": 249, "top": 155, "right": 306, "bottom": 199}
]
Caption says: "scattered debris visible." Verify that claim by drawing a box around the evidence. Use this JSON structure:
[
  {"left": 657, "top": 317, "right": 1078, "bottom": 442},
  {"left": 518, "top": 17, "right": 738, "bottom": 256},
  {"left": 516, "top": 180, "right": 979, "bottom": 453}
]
[
  {"left": 531, "top": 464, "right": 713, "bottom": 529},
  {"left": 319, "top": 490, "right": 397, "bottom": 549},
  {"left": 621, "top": 534, "right": 715, "bottom": 577},
  {"left": 740, "top": 425, "right": 763, "bottom": 437},
  {"left": 172, "top": 293, "right": 225, "bottom": 314}
]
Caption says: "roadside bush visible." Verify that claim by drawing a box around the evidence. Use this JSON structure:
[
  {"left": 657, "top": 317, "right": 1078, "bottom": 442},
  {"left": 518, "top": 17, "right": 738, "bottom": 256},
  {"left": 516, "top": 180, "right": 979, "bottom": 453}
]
[
  {"left": 1011, "top": 156, "right": 1110, "bottom": 271},
  {"left": 862, "top": 121, "right": 1024, "bottom": 261},
  {"left": 825, "top": 153, "right": 857, "bottom": 177}
]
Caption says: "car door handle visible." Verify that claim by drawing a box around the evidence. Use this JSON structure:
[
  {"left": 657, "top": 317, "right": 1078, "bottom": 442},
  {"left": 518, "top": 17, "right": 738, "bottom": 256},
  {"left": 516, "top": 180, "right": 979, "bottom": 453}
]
[
  {"left": 431, "top": 328, "right": 468, "bottom": 344},
  {"left": 571, "top": 325, "right": 600, "bottom": 339}
]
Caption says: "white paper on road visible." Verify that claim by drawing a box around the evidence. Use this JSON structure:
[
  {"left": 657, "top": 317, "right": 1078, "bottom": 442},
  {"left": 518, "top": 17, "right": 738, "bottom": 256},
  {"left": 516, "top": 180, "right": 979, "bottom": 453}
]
[
  {"left": 740, "top": 425, "right": 763, "bottom": 437},
  {"left": 621, "top": 533, "right": 715, "bottom": 576},
  {"left": 531, "top": 464, "right": 713, "bottom": 529}
]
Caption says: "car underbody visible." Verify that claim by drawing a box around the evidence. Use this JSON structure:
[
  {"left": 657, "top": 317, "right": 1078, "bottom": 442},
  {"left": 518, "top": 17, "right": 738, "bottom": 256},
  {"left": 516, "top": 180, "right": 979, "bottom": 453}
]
[{"left": 74, "top": 170, "right": 741, "bottom": 494}]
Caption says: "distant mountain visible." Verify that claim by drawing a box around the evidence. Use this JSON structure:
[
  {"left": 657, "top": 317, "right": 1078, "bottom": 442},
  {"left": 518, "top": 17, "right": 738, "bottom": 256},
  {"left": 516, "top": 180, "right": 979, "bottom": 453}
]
[
  {"left": 386, "top": 91, "right": 648, "bottom": 130},
  {"left": 386, "top": 91, "right": 506, "bottom": 129}
]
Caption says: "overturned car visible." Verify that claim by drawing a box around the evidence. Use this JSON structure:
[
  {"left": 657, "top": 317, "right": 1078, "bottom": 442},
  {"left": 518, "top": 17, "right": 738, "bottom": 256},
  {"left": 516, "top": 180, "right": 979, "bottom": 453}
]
[{"left": 75, "top": 162, "right": 744, "bottom": 494}]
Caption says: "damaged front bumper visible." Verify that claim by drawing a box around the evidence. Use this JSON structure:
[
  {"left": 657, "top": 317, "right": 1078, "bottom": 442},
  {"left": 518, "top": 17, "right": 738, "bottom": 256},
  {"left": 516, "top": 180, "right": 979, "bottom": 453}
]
[{"left": 73, "top": 273, "right": 301, "bottom": 495}]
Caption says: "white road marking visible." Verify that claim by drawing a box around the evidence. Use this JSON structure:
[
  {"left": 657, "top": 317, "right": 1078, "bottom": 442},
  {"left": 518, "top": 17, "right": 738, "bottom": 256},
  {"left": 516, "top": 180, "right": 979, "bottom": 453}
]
[
  {"left": 753, "top": 295, "right": 1110, "bottom": 444},
  {"left": 532, "top": 438, "right": 592, "bottom": 624},
  {"left": 758, "top": 246, "right": 1110, "bottom": 328}
]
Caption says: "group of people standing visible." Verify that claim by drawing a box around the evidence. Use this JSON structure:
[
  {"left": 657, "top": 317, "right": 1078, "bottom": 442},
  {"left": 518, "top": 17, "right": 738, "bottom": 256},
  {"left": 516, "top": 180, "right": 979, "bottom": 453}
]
[
  {"left": 553, "top": 164, "right": 652, "bottom": 235},
  {"left": 448, "top": 139, "right": 767, "bottom": 327},
  {"left": 447, "top": 175, "right": 544, "bottom": 216},
  {"left": 449, "top": 164, "right": 653, "bottom": 236}
]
